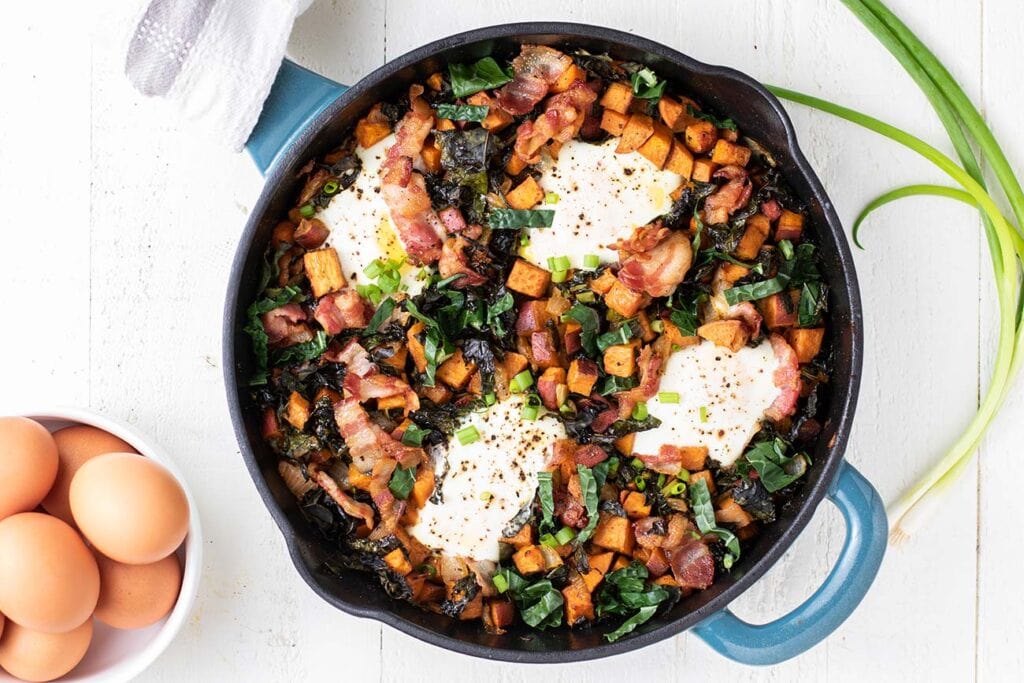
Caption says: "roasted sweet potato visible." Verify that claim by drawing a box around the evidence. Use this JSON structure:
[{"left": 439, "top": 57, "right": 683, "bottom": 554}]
[
  {"left": 691, "top": 158, "right": 718, "bottom": 183},
  {"left": 589, "top": 269, "right": 618, "bottom": 295},
  {"left": 615, "top": 433, "right": 635, "bottom": 456},
  {"left": 355, "top": 117, "right": 391, "bottom": 149},
  {"left": 599, "top": 81, "right": 634, "bottom": 114},
  {"left": 505, "top": 176, "right": 544, "bottom": 210},
  {"left": 303, "top": 247, "right": 346, "bottom": 297},
  {"left": 674, "top": 445, "right": 708, "bottom": 471},
  {"left": 567, "top": 358, "right": 599, "bottom": 396},
  {"left": 537, "top": 367, "right": 567, "bottom": 409},
  {"left": 515, "top": 300, "right": 552, "bottom": 336},
  {"left": 603, "top": 344, "right": 636, "bottom": 378},
  {"left": 563, "top": 577, "right": 595, "bottom": 624},
  {"left": 506, "top": 258, "right": 551, "bottom": 298},
  {"left": 776, "top": 209, "right": 805, "bottom": 241},
  {"left": 600, "top": 109, "right": 629, "bottom": 136},
  {"left": 616, "top": 114, "right": 655, "bottom": 154},
  {"left": 664, "top": 140, "right": 695, "bottom": 179},
  {"left": 421, "top": 143, "right": 442, "bottom": 174},
  {"left": 662, "top": 319, "right": 700, "bottom": 350},
  {"left": 506, "top": 153, "right": 528, "bottom": 176},
  {"left": 637, "top": 121, "right": 673, "bottom": 169},
  {"left": 500, "top": 524, "right": 534, "bottom": 549},
  {"left": 718, "top": 261, "right": 751, "bottom": 283},
  {"left": 735, "top": 213, "right": 771, "bottom": 260},
  {"left": 657, "top": 95, "right": 694, "bottom": 132},
  {"left": 691, "top": 469, "right": 716, "bottom": 495},
  {"left": 530, "top": 330, "right": 560, "bottom": 369},
  {"left": 697, "top": 319, "right": 749, "bottom": 352},
  {"left": 785, "top": 327, "right": 826, "bottom": 363},
  {"left": 285, "top": 391, "right": 311, "bottom": 430},
  {"left": 512, "top": 545, "right": 547, "bottom": 575},
  {"left": 592, "top": 513, "right": 635, "bottom": 554},
  {"left": 759, "top": 291, "right": 800, "bottom": 330},
  {"left": 437, "top": 348, "right": 477, "bottom": 390},
  {"left": 710, "top": 139, "right": 752, "bottom": 167},
  {"left": 604, "top": 279, "right": 645, "bottom": 317},
  {"left": 684, "top": 120, "right": 718, "bottom": 154},
  {"left": 622, "top": 491, "right": 651, "bottom": 519},
  {"left": 715, "top": 494, "right": 754, "bottom": 528},
  {"left": 383, "top": 548, "right": 413, "bottom": 576},
  {"left": 551, "top": 63, "right": 585, "bottom": 93}
]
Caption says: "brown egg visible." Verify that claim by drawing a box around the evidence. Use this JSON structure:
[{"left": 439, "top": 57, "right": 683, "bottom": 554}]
[
  {"left": 0, "top": 618, "right": 93, "bottom": 682},
  {"left": 0, "top": 513, "right": 99, "bottom": 634},
  {"left": 93, "top": 551, "right": 182, "bottom": 629},
  {"left": 0, "top": 611, "right": 5, "bottom": 640},
  {"left": 0, "top": 417, "right": 58, "bottom": 521},
  {"left": 42, "top": 424, "right": 137, "bottom": 525},
  {"left": 70, "top": 453, "right": 189, "bottom": 564}
]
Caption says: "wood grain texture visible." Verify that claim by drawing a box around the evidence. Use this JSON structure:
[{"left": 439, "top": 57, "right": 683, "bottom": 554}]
[{"left": 0, "top": 0, "right": 1021, "bottom": 681}]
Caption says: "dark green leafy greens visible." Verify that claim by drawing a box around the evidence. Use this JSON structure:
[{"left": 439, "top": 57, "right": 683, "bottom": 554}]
[
  {"left": 494, "top": 568, "right": 564, "bottom": 629},
  {"left": 362, "top": 297, "right": 396, "bottom": 336},
  {"left": 434, "top": 103, "right": 489, "bottom": 122},
  {"left": 743, "top": 438, "right": 810, "bottom": 492},
  {"left": 690, "top": 478, "right": 741, "bottom": 562},
  {"left": 630, "top": 67, "right": 666, "bottom": 100},
  {"left": 448, "top": 57, "right": 513, "bottom": 98},
  {"left": 388, "top": 466, "right": 416, "bottom": 499},
  {"left": 723, "top": 242, "right": 821, "bottom": 305},
  {"left": 536, "top": 471, "right": 555, "bottom": 532},
  {"left": 275, "top": 330, "right": 329, "bottom": 365},
  {"left": 575, "top": 461, "right": 608, "bottom": 544},
  {"left": 686, "top": 104, "right": 738, "bottom": 132},
  {"left": 563, "top": 304, "right": 601, "bottom": 356},
  {"left": 404, "top": 299, "right": 454, "bottom": 386},
  {"left": 244, "top": 284, "right": 304, "bottom": 385},
  {"left": 488, "top": 208, "right": 555, "bottom": 229},
  {"left": 596, "top": 562, "right": 673, "bottom": 642}
]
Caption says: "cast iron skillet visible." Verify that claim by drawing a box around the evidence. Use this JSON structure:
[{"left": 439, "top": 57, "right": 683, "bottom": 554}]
[{"left": 223, "top": 22, "right": 886, "bottom": 665}]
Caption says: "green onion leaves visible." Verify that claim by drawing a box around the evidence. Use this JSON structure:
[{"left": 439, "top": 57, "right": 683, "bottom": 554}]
[
  {"left": 630, "top": 67, "right": 666, "bottom": 101},
  {"left": 388, "top": 466, "right": 416, "bottom": 500},
  {"left": 743, "top": 438, "right": 810, "bottom": 492}
]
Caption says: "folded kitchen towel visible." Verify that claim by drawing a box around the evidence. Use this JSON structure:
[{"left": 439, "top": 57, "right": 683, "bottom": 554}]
[{"left": 125, "top": 0, "right": 314, "bottom": 151}]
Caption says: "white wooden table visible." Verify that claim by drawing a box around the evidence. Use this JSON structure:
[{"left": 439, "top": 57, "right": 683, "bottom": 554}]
[{"left": 2, "top": 1, "right": 1022, "bottom": 680}]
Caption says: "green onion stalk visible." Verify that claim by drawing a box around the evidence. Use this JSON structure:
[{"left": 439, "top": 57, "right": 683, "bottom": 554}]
[{"left": 768, "top": 0, "right": 1024, "bottom": 544}]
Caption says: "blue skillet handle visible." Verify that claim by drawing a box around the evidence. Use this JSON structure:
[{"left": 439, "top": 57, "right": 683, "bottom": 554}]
[
  {"left": 692, "top": 461, "right": 886, "bottom": 665},
  {"left": 246, "top": 59, "right": 348, "bottom": 175}
]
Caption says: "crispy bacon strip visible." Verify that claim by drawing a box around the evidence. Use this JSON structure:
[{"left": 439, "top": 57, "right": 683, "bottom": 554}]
[
  {"left": 616, "top": 345, "right": 664, "bottom": 418},
  {"left": 513, "top": 81, "right": 598, "bottom": 163},
  {"left": 331, "top": 338, "right": 375, "bottom": 377},
  {"left": 380, "top": 86, "right": 444, "bottom": 264},
  {"left": 334, "top": 397, "right": 424, "bottom": 472},
  {"left": 368, "top": 458, "right": 406, "bottom": 537},
  {"left": 668, "top": 539, "right": 715, "bottom": 590},
  {"left": 765, "top": 334, "right": 801, "bottom": 421},
  {"left": 261, "top": 303, "right": 314, "bottom": 347},
  {"left": 615, "top": 226, "right": 693, "bottom": 298},
  {"left": 636, "top": 446, "right": 689, "bottom": 476},
  {"left": 703, "top": 165, "right": 753, "bottom": 225},
  {"left": 313, "top": 290, "right": 373, "bottom": 335},
  {"left": 438, "top": 236, "right": 488, "bottom": 288},
  {"left": 438, "top": 207, "right": 468, "bottom": 234},
  {"left": 495, "top": 45, "right": 574, "bottom": 115},
  {"left": 312, "top": 468, "right": 375, "bottom": 529},
  {"left": 343, "top": 372, "right": 421, "bottom": 413}
]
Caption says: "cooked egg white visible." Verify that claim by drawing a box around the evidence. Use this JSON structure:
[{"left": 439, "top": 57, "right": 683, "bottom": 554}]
[
  {"left": 632, "top": 339, "right": 782, "bottom": 467},
  {"left": 520, "top": 138, "right": 683, "bottom": 269},
  {"left": 409, "top": 395, "right": 563, "bottom": 561},
  {"left": 319, "top": 134, "right": 424, "bottom": 295}
]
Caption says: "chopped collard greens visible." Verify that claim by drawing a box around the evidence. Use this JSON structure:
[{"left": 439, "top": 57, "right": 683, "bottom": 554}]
[{"left": 245, "top": 44, "right": 831, "bottom": 643}]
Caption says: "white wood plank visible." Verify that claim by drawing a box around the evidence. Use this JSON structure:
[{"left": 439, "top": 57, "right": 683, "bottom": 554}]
[{"left": 977, "top": 0, "right": 1024, "bottom": 679}]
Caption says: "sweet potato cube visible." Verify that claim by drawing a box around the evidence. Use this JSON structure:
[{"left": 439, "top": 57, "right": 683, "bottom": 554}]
[
  {"left": 419, "top": 383, "right": 452, "bottom": 405},
  {"left": 691, "top": 469, "right": 716, "bottom": 496},
  {"left": 563, "top": 578, "right": 595, "bottom": 624},
  {"left": 600, "top": 109, "right": 629, "bottom": 136},
  {"left": 718, "top": 261, "right": 751, "bottom": 283},
  {"left": 616, "top": 114, "right": 655, "bottom": 154},
  {"left": 505, "top": 176, "right": 544, "bottom": 210},
  {"left": 567, "top": 358, "right": 599, "bottom": 396},
  {"left": 592, "top": 513, "right": 635, "bottom": 554},
  {"left": 612, "top": 555, "right": 631, "bottom": 572},
  {"left": 411, "top": 466, "right": 435, "bottom": 509},
  {"left": 759, "top": 290, "right": 800, "bottom": 330},
  {"left": 589, "top": 269, "right": 618, "bottom": 295},
  {"left": 581, "top": 569, "right": 604, "bottom": 593},
  {"left": 684, "top": 120, "right": 718, "bottom": 154},
  {"left": 622, "top": 491, "right": 651, "bottom": 519},
  {"left": 515, "top": 300, "right": 552, "bottom": 336},
  {"left": 435, "top": 118, "right": 456, "bottom": 132},
  {"left": 599, "top": 81, "right": 634, "bottom": 114},
  {"left": 614, "top": 433, "right": 635, "bottom": 456},
  {"left": 376, "top": 394, "right": 406, "bottom": 412},
  {"left": 537, "top": 367, "right": 567, "bottom": 409},
  {"left": 468, "top": 93, "right": 514, "bottom": 132},
  {"left": 654, "top": 575, "right": 679, "bottom": 588},
  {"left": 407, "top": 322, "right": 428, "bottom": 373},
  {"left": 710, "top": 139, "right": 752, "bottom": 167},
  {"left": 603, "top": 344, "right": 636, "bottom": 378},
  {"left": 588, "top": 551, "right": 615, "bottom": 575},
  {"left": 426, "top": 72, "right": 444, "bottom": 91},
  {"left": 691, "top": 158, "right": 718, "bottom": 183},
  {"left": 604, "top": 279, "right": 645, "bottom": 317},
  {"left": 675, "top": 445, "right": 709, "bottom": 471},
  {"left": 637, "top": 121, "right": 674, "bottom": 169},
  {"left": 383, "top": 548, "right": 413, "bottom": 576},
  {"left": 776, "top": 209, "right": 805, "bottom": 241},
  {"left": 715, "top": 495, "right": 754, "bottom": 528},
  {"left": 501, "top": 524, "right": 534, "bottom": 548},
  {"left": 355, "top": 118, "right": 391, "bottom": 149},
  {"left": 303, "top": 247, "right": 346, "bottom": 297},
  {"left": 662, "top": 319, "right": 700, "bottom": 350},
  {"left": 786, "top": 327, "right": 826, "bottom": 363},
  {"left": 421, "top": 144, "right": 442, "bottom": 174},
  {"left": 506, "top": 258, "right": 551, "bottom": 298},
  {"left": 735, "top": 213, "right": 771, "bottom": 260},
  {"left": 512, "top": 545, "right": 547, "bottom": 575},
  {"left": 551, "top": 63, "right": 585, "bottom": 93},
  {"left": 381, "top": 344, "right": 408, "bottom": 373},
  {"left": 697, "top": 319, "right": 749, "bottom": 352},
  {"left": 348, "top": 463, "right": 372, "bottom": 491},
  {"left": 664, "top": 140, "right": 695, "bottom": 179},
  {"left": 506, "top": 153, "right": 528, "bottom": 176},
  {"left": 285, "top": 391, "right": 311, "bottom": 430},
  {"left": 314, "top": 387, "right": 341, "bottom": 405},
  {"left": 459, "top": 593, "right": 484, "bottom": 621},
  {"left": 500, "top": 352, "right": 530, "bottom": 381},
  {"left": 657, "top": 96, "right": 693, "bottom": 132},
  {"left": 437, "top": 348, "right": 477, "bottom": 390}
]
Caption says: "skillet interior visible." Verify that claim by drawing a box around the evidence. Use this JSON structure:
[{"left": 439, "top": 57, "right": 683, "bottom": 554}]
[{"left": 224, "top": 22, "right": 862, "bottom": 662}]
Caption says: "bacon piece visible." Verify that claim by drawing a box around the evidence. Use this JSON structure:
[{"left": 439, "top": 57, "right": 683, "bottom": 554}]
[
  {"left": 573, "top": 444, "right": 608, "bottom": 467},
  {"left": 332, "top": 338, "right": 375, "bottom": 377},
  {"left": 312, "top": 469, "right": 375, "bottom": 529},
  {"left": 592, "top": 407, "right": 619, "bottom": 434},
  {"left": 294, "top": 217, "right": 330, "bottom": 249},
  {"left": 495, "top": 45, "right": 574, "bottom": 115},
  {"left": 634, "top": 516, "right": 668, "bottom": 549},
  {"left": 343, "top": 372, "right": 420, "bottom": 414},
  {"left": 615, "top": 226, "right": 693, "bottom": 298},
  {"left": 333, "top": 397, "right": 424, "bottom": 472},
  {"left": 765, "top": 334, "right": 801, "bottom": 421},
  {"left": 706, "top": 269, "right": 763, "bottom": 337},
  {"left": 438, "top": 207, "right": 468, "bottom": 234},
  {"left": 380, "top": 89, "right": 444, "bottom": 264},
  {"left": 438, "top": 237, "right": 488, "bottom": 288},
  {"left": 261, "top": 303, "right": 314, "bottom": 346},
  {"left": 703, "top": 165, "right": 753, "bottom": 225},
  {"left": 668, "top": 539, "right": 715, "bottom": 590},
  {"left": 761, "top": 198, "right": 782, "bottom": 222},
  {"left": 636, "top": 445, "right": 689, "bottom": 476},
  {"left": 314, "top": 290, "right": 373, "bottom": 334},
  {"left": 556, "top": 489, "right": 587, "bottom": 529},
  {"left": 368, "top": 458, "right": 406, "bottom": 537},
  {"left": 513, "top": 81, "right": 598, "bottom": 163},
  {"left": 616, "top": 345, "right": 664, "bottom": 419}
]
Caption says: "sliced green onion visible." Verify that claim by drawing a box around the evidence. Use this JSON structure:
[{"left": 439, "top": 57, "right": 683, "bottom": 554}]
[
  {"left": 544, "top": 192, "right": 560, "bottom": 204},
  {"left": 456, "top": 425, "right": 480, "bottom": 445},
  {"left": 630, "top": 457, "right": 645, "bottom": 471},
  {"left": 676, "top": 469, "right": 690, "bottom": 482},
  {"left": 548, "top": 255, "right": 571, "bottom": 271},
  {"left": 522, "top": 404, "right": 539, "bottom": 421},
  {"left": 558, "top": 402, "right": 575, "bottom": 415},
  {"left": 632, "top": 401, "right": 648, "bottom": 420},
  {"left": 539, "top": 533, "right": 559, "bottom": 548},
  {"left": 657, "top": 474, "right": 667, "bottom": 488},
  {"left": 492, "top": 573, "right": 509, "bottom": 593},
  {"left": 356, "top": 284, "right": 383, "bottom": 305},
  {"left": 554, "top": 526, "right": 576, "bottom": 545},
  {"left": 322, "top": 180, "right": 340, "bottom": 195},
  {"left": 520, "top": 233, "right": 531, "bottom": 246},
  {"left": 608, "top": 457, "right": 621, "bottom": 478},
  {"left": 364, "top": 259, "right": 384, "bottom": 279},
  {"left": 662, "top": 481, "right": 687, "bottom": 497},
  {"left": 299, "top": 203, "right": 315, "bottom": 218},
  {"left": 583, "top": 254, "right": 600, "bottom": 269},
  {"left": 651, "top": 319, "right": 664, "bottom": 333},
  {"left": 658, "top": 391, "right": 680, "bottom": 404},
  {"left": 699, "top": 405, "right": 709, "bottom": 423},
  {"left": 634, "top": 477, "right": 647, "bottom": 492},
  {"left": 576, "top": 291, "right": 596, "bottom": 303},
  {"left": 511, "top": 370, "right": 534, "bottom": 393},
  {"left": 551, "top": 269, "right": 568, "bottom": 284},
  {"left": 723, "top": 554, "right": 735, "bottom": 570}
]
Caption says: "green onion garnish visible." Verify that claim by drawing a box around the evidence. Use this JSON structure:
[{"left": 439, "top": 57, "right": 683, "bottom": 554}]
[
  {"left": 356, "top": 284, "right": 383, "bottom": 305},
  {"left": 322, "top": 180, "right": 340, "bottom": 195},
  {"left": 522, "top": 404, "right": 539, "bottom": 421},
  {"left": 364, "top": 259, "right": 384, "bottom": 279},
  {"left": 554, "top": 526, "right": 576, "bottom": 545},
  {"left": 299, "top": 203, "right": 315, "bottom": 218},
  {"left": 658, "top": 391, "right": 680, "bottom": 404},
  {"left": 510, "top": 370, "right": 534, "bottom": 393},
  {"left": 699, "top": 405, "right": 709, "bottom": 423},
  {"left": 492, "top": 573, "right": 509, "bottom": 593},
  {"left": 632, "top": 401, "right": 649, "bottom": 420},
  {"left": 520, "top": 233, "right": 530, "bottom": 246},
  {"left": 544, "top": 192, "right": 560, "bottom": 204},
  {"left": 630, "top": 457, "right": 645, "bottom": 471},
  {"left": 651, "top": 319, "right": 664, "bottom": 333},
  {"left": 676, "top": 469, "right": 690, "bottom": 482},
  {"left": 456, "top": 425, "right": 480, "bottom": 445},
  {"left": 583, "top": 254, "right": 600, "bottom": 269},
  {"left": 551, "top": 270, "right": 568, "bottom": 284},
  {"left": 484, "top": 392, "right": 496, "bottom": 406},
  {"left": 662, "top": 481, "right": 687, "bottom": 497},
  {"left": 539, "top": 533, "right": 558, "bottom": 548},
  {"left": 576, "top": 291, "right": 596, "bottom": 303},
  {"left": 635, "top": 477, "right": 647, "bottom": 492},
  {"left": 548, "top": 255, "right": 571, "bottom": 272},
  {"left": 607, "top": 456, "right": 621, "bottom": 478}
]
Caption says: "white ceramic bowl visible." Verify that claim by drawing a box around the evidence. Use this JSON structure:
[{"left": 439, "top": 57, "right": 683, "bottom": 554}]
[{"left": 1, "top": 407, "right": 202, "bottom": 683}]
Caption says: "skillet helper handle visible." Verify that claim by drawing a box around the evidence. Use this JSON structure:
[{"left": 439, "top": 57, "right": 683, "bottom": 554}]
[
  {"left": 692, "top": 461, "right": 887, "bottom": 665},
  {"left": 246, "top": 59, "right": 348, "bottom": 175}
]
